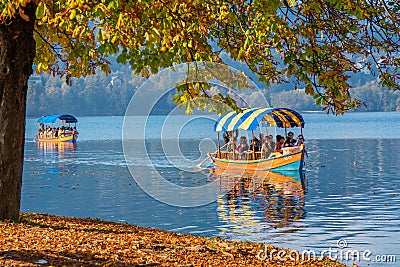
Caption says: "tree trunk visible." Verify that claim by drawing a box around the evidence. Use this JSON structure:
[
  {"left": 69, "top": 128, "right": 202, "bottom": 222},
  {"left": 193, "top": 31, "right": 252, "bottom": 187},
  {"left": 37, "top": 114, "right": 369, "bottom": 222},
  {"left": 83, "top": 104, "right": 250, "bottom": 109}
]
[{"left": 0, "top": 3, "right": 36, "bottom": 220}]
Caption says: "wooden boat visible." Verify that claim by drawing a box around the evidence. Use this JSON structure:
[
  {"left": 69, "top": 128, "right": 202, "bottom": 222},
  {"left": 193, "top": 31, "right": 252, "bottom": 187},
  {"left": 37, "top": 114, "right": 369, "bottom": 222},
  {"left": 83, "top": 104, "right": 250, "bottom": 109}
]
[
  {"left": 37, "top": 140, "right": 77, "bottom": 151},
  {"left": 37, "top": 134, "right": 78, "bottom": 143},
  {"left": 210, "top": 145, "right": 305, "bottom": 172},
  {"left": 36, "top": 114, "right": 79, "bottom": 143},
  {"left": 210, "top": 107, "right": 305, "bottom": 172}
]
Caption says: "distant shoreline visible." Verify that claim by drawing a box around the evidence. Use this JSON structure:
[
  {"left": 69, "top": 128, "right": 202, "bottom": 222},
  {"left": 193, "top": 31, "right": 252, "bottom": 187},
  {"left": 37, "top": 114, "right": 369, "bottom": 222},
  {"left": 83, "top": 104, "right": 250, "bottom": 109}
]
[{"left": 24, "top": 110, "right": 400, "bottom": 119}]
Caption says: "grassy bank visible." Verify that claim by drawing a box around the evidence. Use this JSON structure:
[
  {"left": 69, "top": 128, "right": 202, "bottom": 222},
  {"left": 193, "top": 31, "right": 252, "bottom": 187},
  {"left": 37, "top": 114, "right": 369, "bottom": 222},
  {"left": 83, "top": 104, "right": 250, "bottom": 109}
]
[{"left": 0, "top": 213, "right": 353, "bottom": 266}]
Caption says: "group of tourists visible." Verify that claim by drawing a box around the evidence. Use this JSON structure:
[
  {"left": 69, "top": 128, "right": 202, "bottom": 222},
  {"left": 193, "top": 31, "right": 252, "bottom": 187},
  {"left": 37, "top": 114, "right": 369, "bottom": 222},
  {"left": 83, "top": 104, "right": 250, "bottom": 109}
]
[
  {"left": 223, "top": 130, "right": 305, "bottom": 159},
  {"left": 36, "top": 124, "right": 78, "bottom": 139}
]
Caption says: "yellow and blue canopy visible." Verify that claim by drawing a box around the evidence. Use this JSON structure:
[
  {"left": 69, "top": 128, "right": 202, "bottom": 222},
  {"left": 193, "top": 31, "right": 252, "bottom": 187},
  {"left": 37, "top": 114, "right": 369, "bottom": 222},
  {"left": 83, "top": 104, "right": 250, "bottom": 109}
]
[{"left": 214, "top": 107, "right": 304, "bottom": 132}]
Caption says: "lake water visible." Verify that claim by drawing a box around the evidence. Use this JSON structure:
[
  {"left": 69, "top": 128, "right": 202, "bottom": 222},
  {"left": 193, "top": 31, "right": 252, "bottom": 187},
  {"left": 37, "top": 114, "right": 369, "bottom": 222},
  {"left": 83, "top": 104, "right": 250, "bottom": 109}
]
[{"left": 22, "top": 112, "right": 400, "bottom": 266}]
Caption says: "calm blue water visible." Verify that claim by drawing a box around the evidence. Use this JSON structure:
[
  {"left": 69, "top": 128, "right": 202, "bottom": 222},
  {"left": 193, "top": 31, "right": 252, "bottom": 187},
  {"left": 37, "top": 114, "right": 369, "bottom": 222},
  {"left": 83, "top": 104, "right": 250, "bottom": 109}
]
[{"left": 22, "top": 112, "right": 400, "bottom": 266}]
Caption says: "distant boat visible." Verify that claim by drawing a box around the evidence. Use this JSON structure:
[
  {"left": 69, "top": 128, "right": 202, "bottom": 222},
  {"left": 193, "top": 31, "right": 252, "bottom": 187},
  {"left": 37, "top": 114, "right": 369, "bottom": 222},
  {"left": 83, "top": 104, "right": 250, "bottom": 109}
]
[
  {"left": 35, "top": 114, "right": 79, "bottom": 143},
  {"left": 210, "top": 107, "right": 306, "bottom": 172}
]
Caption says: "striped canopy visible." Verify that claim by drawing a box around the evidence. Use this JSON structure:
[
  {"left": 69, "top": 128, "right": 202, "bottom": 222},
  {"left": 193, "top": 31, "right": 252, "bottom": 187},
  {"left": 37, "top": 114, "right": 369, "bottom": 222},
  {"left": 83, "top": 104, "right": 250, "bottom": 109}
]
[{"left": 214, "top": 107, "right": 304, "bottom": 132}]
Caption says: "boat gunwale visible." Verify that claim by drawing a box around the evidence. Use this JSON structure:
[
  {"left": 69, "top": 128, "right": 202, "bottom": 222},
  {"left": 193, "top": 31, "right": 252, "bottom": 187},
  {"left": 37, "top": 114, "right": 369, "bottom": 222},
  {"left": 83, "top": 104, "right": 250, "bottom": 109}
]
[
  {"left": 210, "top": 149, "right": 303, "bottom": 164},
  {"left": 36, "top": 134, "right": 78, "bottom": 143}
]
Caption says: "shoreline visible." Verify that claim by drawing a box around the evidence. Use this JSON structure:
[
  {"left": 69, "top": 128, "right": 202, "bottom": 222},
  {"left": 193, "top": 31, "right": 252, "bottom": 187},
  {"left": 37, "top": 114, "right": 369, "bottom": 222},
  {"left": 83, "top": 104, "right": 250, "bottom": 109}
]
[{"left": 0, "top": 213, "right": 354, "bottom": 266}]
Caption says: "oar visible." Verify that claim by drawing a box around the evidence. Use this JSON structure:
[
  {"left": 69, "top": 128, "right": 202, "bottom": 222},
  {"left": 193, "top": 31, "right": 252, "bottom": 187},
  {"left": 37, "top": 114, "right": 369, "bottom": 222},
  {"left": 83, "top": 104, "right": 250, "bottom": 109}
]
[
  {"left": 218, "top": 142, "right": 229, "bottom": 151},
  {"left": 196, "top": 154, "right": 212, "bottom": 168},
  {"left": 195, "top": 142, "right": 229, "bottom": 169}
]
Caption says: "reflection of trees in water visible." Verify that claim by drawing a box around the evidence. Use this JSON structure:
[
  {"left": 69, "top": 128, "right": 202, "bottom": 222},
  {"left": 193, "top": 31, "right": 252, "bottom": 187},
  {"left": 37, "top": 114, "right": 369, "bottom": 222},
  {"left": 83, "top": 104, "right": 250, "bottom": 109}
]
[{"left": 216, "top": 171, "right": 306, "bottom": 235}]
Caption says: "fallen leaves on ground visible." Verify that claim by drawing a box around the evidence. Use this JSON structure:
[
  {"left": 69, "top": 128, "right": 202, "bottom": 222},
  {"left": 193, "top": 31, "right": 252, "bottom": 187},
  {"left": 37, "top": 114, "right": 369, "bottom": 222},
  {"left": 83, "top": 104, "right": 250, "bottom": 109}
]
[{"left": 0, "top": 213, "right": 354, "bottom": 266}]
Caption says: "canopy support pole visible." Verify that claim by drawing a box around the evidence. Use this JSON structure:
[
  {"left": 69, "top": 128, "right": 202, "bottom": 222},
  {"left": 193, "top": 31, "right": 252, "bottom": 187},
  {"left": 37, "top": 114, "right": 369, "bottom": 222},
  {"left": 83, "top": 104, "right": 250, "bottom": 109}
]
[
  {"left": 232, "top": 130, "right": 237, "bottom": 160},
  {"left": 251, "top": 130, "right": 255, "bottom": 160},
  {"left": 300, "top": 127, "right": 303, "bottom": 135},
  {"left": 285, "top": 127, "right": 287, "bottom": 137},
  {"left": 217, "top": 132, "right": 221, "bottom": 158}
]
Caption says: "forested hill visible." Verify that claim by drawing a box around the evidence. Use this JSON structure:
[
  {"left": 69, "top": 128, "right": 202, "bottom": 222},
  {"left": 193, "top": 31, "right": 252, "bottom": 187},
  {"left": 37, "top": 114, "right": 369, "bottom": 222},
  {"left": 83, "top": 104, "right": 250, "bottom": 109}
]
[{"left": 26, "top": 62, "right": 400, "bottom": 117}]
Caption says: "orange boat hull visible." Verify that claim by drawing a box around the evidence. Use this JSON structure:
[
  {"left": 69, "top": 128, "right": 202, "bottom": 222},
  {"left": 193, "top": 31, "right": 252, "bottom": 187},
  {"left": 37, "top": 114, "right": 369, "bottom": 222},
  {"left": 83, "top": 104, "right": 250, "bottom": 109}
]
[
  {"left": 210, "top": 148, "right": 304, "bottom": 172},
  {"left": 36, "top": 134, "right": 78, "bottom": 143}
]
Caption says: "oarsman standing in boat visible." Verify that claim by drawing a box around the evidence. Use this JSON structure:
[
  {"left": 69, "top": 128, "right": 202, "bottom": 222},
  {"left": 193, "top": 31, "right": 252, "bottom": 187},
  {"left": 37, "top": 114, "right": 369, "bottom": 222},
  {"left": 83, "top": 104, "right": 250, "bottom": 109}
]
[
  {"left": 295, "top": 134, "right": 308, "bottom": 157},
  {"left": 72, "top": 127, "right": 79, "bottom": 136},
  {"left": 294, "top": 135, "right": 304, "bottom": 146}
]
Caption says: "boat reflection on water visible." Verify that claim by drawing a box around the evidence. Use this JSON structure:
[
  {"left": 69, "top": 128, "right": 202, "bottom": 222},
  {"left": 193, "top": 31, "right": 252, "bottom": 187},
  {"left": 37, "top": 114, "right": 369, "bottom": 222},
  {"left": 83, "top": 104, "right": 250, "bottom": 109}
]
[
  {"left": 36, "top": 141, "right": 77, "bottom": 158},
  {"left": 35, "top": 141, "right": 78, "bottom": 176},
  {"left": 211, "top": 168, "right": 306, "bottom": 238}
]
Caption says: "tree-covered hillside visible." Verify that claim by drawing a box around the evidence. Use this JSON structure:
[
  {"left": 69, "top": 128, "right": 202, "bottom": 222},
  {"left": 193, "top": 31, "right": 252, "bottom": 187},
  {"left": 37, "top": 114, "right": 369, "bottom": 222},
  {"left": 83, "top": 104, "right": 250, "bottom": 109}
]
[
  {"left": 27, "top": 65, "right": 400, "bottom": 116},
  {"left": 27, "top": 62, "right": 143, "bottom": 116},
  {"left": 269, "top": 82, "right": 400, "bottom": 112}
]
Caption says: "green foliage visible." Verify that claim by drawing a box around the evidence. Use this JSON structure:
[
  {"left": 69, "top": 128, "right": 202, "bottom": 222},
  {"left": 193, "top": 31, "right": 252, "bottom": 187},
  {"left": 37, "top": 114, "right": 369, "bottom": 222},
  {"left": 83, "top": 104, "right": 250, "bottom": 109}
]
[{"left": 2, "top": 0, "right": 400, "bottom": 114}]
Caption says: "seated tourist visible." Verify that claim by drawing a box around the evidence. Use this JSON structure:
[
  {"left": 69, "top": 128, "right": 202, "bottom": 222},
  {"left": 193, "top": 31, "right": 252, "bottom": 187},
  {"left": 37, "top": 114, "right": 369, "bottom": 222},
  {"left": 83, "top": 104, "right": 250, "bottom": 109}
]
[
  {"left": 250, "top": 136, "right": 261, "bottom": 152},
  {"left": 261, "top": 135, "right": 275, "bottom": 158},
  {"left": 64, "top": 126, "right": 72, "bottom": 135},
  {"left": 283, "top": 137, "right": 293, "bottom": 148},
  {"left": 227, "top": 137, "right": 237, "bottom": 152},
  {"left": 287, "top": 131, "right": 296, "bottom": 145},
  {"left": 275, "top": 135, "right": 284, "bottom": 153},
  {"left": 235, "top": 136, "right": 249, "bottom": 155},
  {"left": 36, "top": 128, "right": 44, "bottom": 139},
  {"left": 45, "top": 126, "right": 51, "bottom": 138},
  {"left": 51, "top": 127, "right": 56, "bottom": 138},
  {"left": 58, "top": 126, "right": 65, "bottom": 137}
]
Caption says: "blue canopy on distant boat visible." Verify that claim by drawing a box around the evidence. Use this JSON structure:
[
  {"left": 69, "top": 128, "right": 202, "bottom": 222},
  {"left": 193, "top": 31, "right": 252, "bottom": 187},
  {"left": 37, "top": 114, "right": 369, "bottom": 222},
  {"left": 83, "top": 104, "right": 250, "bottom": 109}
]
[
  {"left": 37, "top": 114, "right": 78, "bottom": 124},
  {"left": 214, "top": 107, "right": 304, "bottom": 132}
]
